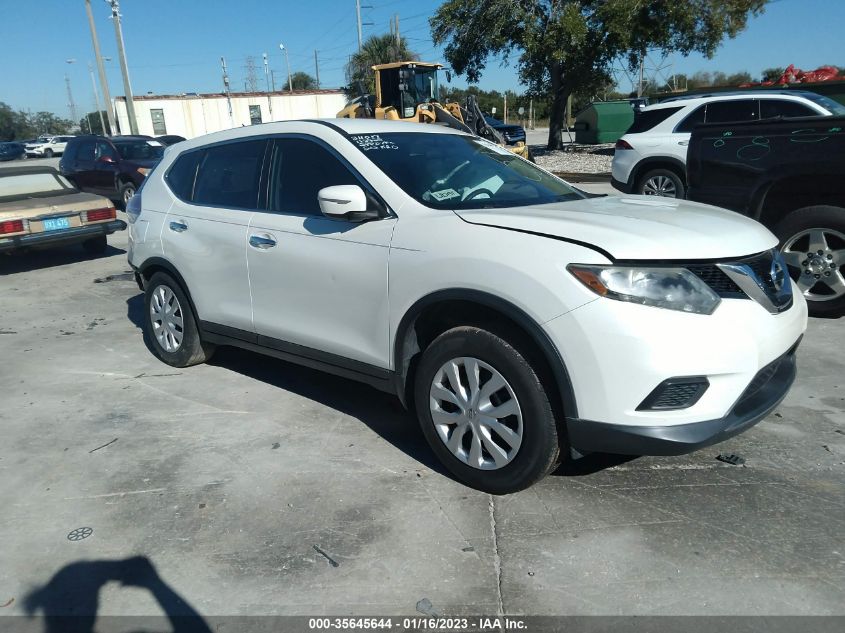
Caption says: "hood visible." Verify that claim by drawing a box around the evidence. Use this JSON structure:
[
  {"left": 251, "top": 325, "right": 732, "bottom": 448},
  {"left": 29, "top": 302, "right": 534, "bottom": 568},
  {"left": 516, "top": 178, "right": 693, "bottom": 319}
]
[
  {"left": 455, "top": 195, "right": 777, "bottom": 261},
  {"left": 494, "top": 125, "right": 523, "bottom": 135}
]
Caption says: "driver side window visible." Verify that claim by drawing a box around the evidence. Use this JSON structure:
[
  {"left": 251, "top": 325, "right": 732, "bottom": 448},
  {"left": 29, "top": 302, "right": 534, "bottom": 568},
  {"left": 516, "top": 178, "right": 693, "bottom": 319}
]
[{"left": 267, "top": 138, "right": 360, "bottom": 216}]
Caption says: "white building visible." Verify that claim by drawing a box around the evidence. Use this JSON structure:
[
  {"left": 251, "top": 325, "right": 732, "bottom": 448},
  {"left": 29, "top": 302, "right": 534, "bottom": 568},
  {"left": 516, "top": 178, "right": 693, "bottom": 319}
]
[{"left": 113, "top": 89, "right": 348, "bottom": 139}]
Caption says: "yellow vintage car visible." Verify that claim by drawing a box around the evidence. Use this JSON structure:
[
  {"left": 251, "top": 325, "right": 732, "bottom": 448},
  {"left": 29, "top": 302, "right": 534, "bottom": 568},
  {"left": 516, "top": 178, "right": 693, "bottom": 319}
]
[{"left": 0, "top": 166, "right": 125, "bottom": 254}]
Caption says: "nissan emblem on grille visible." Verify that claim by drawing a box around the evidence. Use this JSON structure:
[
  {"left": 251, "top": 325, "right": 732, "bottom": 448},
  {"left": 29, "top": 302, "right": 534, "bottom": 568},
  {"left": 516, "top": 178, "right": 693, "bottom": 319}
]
[{"left": 716, "top": 250, "right": 793, "bottom": 314}]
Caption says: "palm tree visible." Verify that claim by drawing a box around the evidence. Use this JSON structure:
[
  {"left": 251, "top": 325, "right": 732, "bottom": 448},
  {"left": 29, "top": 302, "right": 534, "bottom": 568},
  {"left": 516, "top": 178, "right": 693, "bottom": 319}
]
[{"left": 345, "top": 34, "right": 418, "bottom": 95}]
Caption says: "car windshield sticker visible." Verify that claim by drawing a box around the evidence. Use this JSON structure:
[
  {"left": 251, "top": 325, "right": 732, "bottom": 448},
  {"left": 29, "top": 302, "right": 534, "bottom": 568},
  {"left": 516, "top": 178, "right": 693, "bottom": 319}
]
[
  {"left": 350, "top": 135, "right": 398, "bottom": 151},
  {"left": 147, "top": 140, "right": 164, "bottom": 147},
  {"left": 430, "top": 188, "right": 460, "bottom": 201}
]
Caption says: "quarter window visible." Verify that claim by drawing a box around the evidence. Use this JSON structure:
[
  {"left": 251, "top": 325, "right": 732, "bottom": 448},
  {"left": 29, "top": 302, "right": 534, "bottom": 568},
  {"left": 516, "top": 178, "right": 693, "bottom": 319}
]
[
  {"left": 166, "top": 150, "right": 203, "bottom": 201},
  {"left": 192, "top": 140, "right": 267, "bottom": 209},
  {"left": 267, "top": 138, "right": 360, "bottom": 215}
]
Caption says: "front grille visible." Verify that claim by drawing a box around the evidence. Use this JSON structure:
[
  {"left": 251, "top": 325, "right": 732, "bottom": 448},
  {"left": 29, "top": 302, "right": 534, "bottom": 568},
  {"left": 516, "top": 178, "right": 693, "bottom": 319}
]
[
  {"left": 637, "top": 377, "right": 709, "bottom": 411},
  {"left": 745, "top": 254, "right": 780, "bottom": 295},
  {"left": 687, "top": 264, "right": 745, "bottom": 297}
]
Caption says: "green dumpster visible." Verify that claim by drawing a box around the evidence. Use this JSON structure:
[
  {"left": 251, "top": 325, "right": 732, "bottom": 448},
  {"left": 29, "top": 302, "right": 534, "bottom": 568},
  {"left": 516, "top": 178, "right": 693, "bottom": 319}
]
[{"left": 574, "top": 100, "right": 634, "bottom": 144}]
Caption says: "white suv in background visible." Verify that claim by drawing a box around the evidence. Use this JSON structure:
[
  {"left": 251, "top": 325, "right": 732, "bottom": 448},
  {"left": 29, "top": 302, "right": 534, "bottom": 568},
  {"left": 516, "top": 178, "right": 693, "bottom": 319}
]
[
  {"left": 127, "top": 119, "right": 807, "bottom": 493},
  {"left": 25, "top": 135, "right": 75, "bottom": 158},
  {"left": 611, "top": 90, "right": 844, "bottom": 198}
]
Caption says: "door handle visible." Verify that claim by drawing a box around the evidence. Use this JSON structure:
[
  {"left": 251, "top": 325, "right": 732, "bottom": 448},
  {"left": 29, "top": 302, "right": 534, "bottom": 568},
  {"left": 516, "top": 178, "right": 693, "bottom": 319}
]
[
  {"left": 249, "top": 234, "right": 277, "bottom": 249},
  {"left": 169, "top": 221, "right": 188, "bottom": 233},
  {"left": 677, "top": 140, "right": 689, "bottom": 146}
]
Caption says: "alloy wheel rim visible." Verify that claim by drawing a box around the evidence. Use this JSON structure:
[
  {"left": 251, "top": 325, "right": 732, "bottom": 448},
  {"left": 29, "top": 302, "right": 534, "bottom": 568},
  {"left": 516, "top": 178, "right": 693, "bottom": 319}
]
[
  {"left": 429, "top": 357, "right": 523, "bottom": 471},
  {"left": 781, "top": 228, "right": 845, "bottom": 302},
  {"left": 642, "top": 175, "right": 677, "bottom": 197},
  {"left": 124, "top": 187, "right": 134, "bottom": 204},
  {"left": 149, "top": 285, "right": 184, "bottom": 352}
]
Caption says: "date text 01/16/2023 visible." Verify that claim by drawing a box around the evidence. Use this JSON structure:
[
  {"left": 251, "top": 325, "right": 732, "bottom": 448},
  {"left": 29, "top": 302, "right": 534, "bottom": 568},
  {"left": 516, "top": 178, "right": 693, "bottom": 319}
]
[{"left": 307, "top": 617, "right": 528, "bottom": 630}]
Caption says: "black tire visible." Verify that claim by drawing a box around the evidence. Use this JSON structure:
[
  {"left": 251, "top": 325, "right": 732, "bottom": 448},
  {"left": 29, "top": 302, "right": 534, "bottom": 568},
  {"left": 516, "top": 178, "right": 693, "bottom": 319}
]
[
  {"left": 414, "top": 326, "right": 562, "bottom": 494},
  {"left": 44, "top": 149, "right": 54, "bottom": 158},
  {"left": 143, "top": 272, "right": 214, "bottom": 367},
  {"left": 82, "top": 234, "right": 107, "bottom": 254},
  {"left": 774, "top": 205, "right": 845, "bottom": 318},
  {"left": 636, "top": 167, "right": 685, "bottom": 198},
  {"left": 119, "top": 182, "right": 136, "bottom": 209}
]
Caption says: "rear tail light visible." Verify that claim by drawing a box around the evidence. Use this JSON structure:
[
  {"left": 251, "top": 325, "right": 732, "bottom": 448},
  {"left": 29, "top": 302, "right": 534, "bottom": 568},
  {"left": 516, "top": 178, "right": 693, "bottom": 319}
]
[
  {"left": 84, "top": 207, "right": 117, "bottom": 222},
  {"left": 125, "top": 189, "right": 142, "bottom": 224},
  {"left": 615, "top": 139, "right": 634, "bottom": 150},
  {"left": 0, "top": 219, "right": 25, "bottom": 235}
]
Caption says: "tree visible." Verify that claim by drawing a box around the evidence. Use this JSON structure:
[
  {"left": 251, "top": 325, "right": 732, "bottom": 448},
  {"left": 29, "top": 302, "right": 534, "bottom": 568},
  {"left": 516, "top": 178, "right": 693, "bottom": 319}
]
[
  {"left": 0, "top": 103, "right": 73, "bottom": 141},
  {"left": 431, "top": 0, "right": 769, "bottom": 149},
  {"left": 345, "top": 33, "right": 417, "bottom": 95},
  {"left": 761, "top": 66, "right": 785, "bottom": 82},
  {"left": 290, "top": 72, "right": 318, "bottom": 90},
  {"left": 80, "top": 111, "right": 112, "bottom": 136}
]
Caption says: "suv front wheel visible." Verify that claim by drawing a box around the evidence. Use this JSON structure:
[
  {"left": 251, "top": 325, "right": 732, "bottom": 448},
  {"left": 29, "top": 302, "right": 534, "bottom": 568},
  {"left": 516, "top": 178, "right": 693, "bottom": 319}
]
[
  {"left": 414, "top": 326, "right": 562, "bottom": 494},
  {"left": 143, "top": 272, "right": 215, "bottom": 367},
  {"left": 637, "top": 168, "right": 685, "bottom": 199}
]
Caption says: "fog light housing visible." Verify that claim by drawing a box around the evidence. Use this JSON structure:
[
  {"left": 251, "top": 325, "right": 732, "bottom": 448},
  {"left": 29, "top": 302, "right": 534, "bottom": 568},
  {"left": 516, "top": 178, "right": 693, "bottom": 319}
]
[{"left": 637, "top": 377, "right": 710, "bottom": 411}]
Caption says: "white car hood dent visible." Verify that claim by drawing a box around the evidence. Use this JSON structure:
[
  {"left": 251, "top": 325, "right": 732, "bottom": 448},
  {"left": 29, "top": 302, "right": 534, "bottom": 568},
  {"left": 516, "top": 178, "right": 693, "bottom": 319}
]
[{"left": 455, "top": 195, "right": 778, "bottom": 261}]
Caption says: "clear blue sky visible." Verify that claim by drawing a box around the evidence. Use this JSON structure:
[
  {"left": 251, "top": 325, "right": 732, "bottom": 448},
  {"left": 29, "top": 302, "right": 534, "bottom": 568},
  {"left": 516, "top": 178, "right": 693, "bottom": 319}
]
[{"left": 0, "top": 0, "right": 842, "bottom": 117}]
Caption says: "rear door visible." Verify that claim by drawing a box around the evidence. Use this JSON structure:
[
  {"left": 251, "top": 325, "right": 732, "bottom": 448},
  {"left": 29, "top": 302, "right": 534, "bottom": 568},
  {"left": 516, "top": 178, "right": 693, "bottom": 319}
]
[
  {"left": 66, "top": 139, "right": 97, "bottom": 191},
  {"left": 162, "top": 138, "right": 268, "bottom": 333},
  {"left": 246, "top": 135, "right": 395, "bottom": 369},
  {"left": 90, "top": 140, "right": 120, "bottom": 196}
]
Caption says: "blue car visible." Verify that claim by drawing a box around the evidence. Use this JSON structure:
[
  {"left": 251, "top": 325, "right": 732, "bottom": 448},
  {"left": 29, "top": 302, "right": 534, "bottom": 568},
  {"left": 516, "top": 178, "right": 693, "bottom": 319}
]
[{"left": 0, "top": 142, "right": 26, "bottom": 162}]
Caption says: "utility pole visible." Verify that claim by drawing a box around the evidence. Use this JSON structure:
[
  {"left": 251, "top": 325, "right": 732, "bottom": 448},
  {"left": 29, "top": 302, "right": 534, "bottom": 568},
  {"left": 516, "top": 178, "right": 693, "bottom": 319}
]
[
  {"left": 263, "top": 53, "right": 271, "bottom": 92},
  {"left": 270, "top": 70, "right": 276, "bottom": 92},
  {"left": 88, "top": 62, "right": 106, "bottom": 134},
  {"left": 314, "top": 50, "right": 320, "bottom": 88},
  {"left": 108, "top": 0, "right": 138, "bottom": 135},
  {"left": 394, "top": 14, "right": 400, "bottom": 48},
  {"left": 221, "top": 57, "right": 234, "bottom": 126},
  {"left": 355, "top": 0, "right": 373, "bottom": 50},
  {"left": 504, "top": 93, "right": 507, "bottom": 124},
  {"left": 84, "top": 0, "right": 115, "bottom": 135},
  {"left": 637, "top": 57, "right": 644, "bottom": 98},
  {"left": 279, "top": 43, "right": 292, "bottom": 92}
]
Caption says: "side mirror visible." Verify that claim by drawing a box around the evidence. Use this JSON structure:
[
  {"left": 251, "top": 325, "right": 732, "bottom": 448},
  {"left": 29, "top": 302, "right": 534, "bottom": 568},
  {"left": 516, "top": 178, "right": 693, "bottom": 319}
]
[
  {"left": 317, "top": 185, "right": 378, "bottom": 222},
  {"left": 98, "top": 155, "right": 116, "bottom": 164}
]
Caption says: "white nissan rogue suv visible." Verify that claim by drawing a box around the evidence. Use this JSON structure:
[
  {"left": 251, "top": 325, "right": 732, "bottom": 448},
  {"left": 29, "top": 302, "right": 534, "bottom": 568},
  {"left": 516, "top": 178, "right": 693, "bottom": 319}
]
[{"left": 127, "top": 119, "right": 807, "bottom": 493}]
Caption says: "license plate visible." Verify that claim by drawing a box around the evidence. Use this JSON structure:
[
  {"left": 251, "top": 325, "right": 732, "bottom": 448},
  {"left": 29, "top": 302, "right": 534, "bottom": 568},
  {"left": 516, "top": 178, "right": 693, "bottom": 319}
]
[{"left": 42, "top": 217, "right": 71, "bottom": 231}]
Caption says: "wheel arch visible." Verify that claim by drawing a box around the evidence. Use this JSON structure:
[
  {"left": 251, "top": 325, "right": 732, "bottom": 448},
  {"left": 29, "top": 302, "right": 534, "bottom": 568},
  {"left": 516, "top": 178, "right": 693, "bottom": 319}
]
[
  {"left": 137, "top": 257, "right": 202, "bottom": 324},
  {"left": 630, "top": 156, "right": 687, "bottom": 189},
  {"left": 755, "top": 174, "right": 845, "bottom": 227},
  {"left": 393, "top": 289, "right": 578, "bottom": 422}
]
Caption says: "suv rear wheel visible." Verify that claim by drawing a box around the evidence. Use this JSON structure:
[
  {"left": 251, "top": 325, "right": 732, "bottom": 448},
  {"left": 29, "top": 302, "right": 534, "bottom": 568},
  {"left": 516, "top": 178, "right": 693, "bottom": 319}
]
[
  {"left": 119, "top": 182, "right": 136, "bottom": 209},
  {"left": 414, "top": 326, "right": 562, "bottom": 494},
  {"left": 776, "top": 205, "right": 845, "bottom": 318},
  {"left": 144, "top": 272, "right": 215, "bottom": 367},
  {"left": 637, "top": 168, "right": 685, "bottom": 198}
]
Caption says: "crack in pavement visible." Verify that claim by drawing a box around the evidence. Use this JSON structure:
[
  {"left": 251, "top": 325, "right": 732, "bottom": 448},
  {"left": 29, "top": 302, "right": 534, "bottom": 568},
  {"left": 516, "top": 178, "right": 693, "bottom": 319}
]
[{"left": 489, "top": 495, "right": 505, "bottom": 621}]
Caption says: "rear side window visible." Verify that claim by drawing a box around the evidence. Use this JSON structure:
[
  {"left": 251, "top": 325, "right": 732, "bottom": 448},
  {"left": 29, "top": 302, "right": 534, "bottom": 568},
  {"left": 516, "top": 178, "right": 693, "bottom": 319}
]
[
  {"left": 76, "top": 141, "right": 96, "bottom": 161},
  {"left": 759, "top": 99, "right": 817, "bottom": 119},
  {"left": 267, "top": 138, "right": 359, "bottom": 215},
  {"left": 192, "top": 140, "right": 267, "bottom": 209},
  {"left": 626, "top": 106, "right": 682, "bottom": 134},
  {"left": 675, "top": 105, "right": 706, "bottom": 132},
  {"left": 166, "top": 150, "right": 202, "bottom": 201},
  {"left": 704, "top": 99, "right": 759, "bottom": 124}
]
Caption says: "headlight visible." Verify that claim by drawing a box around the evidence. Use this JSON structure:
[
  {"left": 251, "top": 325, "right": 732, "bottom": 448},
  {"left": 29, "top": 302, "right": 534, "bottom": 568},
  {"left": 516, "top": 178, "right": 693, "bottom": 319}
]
[
  {"left": 568, "top": 265, "right": 721, "bottom": 315},
  {"left": 137, "top": 167, "right": 150, "bottom": 176}
]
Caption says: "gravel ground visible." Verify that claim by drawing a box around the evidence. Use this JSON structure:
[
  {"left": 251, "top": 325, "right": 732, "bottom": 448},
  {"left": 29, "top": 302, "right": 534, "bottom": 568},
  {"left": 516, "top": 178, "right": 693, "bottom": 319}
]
[{"left": 532, "top": 143, "right": 615, "bottom": 174}]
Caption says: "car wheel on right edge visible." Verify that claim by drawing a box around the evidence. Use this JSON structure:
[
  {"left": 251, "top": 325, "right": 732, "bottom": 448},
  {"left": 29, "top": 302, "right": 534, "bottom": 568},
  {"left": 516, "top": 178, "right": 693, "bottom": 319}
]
[
  {"left": 776, "top": 205, "right": 845, "bottom": 318},
  {"left": 414, "top": 326, "right": 563, "bottom": 495}
]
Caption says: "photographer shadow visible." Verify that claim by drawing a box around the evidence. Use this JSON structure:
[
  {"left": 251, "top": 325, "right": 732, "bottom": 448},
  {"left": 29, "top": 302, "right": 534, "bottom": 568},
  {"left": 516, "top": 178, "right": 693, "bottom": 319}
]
[{"left": 23, "top": 556, "right": 210, "bottom": 633}]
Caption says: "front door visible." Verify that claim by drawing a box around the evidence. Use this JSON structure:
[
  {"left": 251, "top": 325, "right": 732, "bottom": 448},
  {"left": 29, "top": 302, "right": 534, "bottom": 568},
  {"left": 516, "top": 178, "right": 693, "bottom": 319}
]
[{"left": 247, "top": 136, "right": 395, "bottom": 369}]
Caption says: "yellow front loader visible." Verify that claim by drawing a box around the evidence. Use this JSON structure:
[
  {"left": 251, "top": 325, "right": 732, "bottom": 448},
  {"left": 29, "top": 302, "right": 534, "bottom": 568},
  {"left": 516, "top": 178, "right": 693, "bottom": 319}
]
[{"left": 337, "top": 62, "right": 531, "bottom": 160}]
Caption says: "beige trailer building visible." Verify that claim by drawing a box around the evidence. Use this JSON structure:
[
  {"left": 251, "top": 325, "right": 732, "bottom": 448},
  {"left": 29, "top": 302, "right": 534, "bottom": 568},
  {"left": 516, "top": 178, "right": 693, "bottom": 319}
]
[{"left": 113, "top": 89, "right": 348, "bottom": 139}]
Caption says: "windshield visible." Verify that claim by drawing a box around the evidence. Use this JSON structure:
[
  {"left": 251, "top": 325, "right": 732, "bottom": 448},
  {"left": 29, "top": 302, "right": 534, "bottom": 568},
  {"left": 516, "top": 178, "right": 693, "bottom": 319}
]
[
  {"left": 349, "top": 132, "right": 583, "bottom": 210},
  {"left": 803, "top": 93, "right": 845, "bottom": 116},
  {"left": 113, "top": 140, "right": 165, "bottom": 161},
  {"left": 407, "top": 67, "right": 439, "bottom": 105}
]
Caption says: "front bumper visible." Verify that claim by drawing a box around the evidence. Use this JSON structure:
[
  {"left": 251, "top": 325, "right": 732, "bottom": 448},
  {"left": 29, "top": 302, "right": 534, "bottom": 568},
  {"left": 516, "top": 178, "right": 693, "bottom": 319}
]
[
  {"left": 568, "top": 339, "right": 799, "bottom": 455},
  {"left": 0, "top": 220, "right": 127, "bottom": 252}
]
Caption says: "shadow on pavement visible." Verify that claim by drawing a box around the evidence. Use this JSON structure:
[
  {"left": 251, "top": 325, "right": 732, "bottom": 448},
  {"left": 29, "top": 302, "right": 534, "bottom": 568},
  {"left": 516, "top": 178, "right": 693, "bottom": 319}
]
[
  {"left": 125, "top": 294, "right": 630, "bottom": 483},
  {"left": 23, "top": 556, "right": 211, "bottom": 633},
  {"left": 0, "top": 244, "right": 125, "bottom": 275}
]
